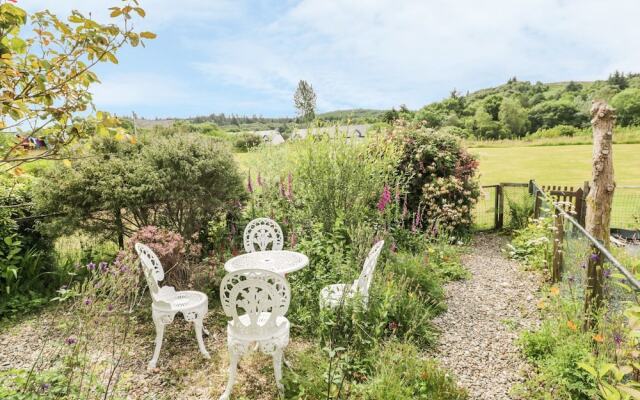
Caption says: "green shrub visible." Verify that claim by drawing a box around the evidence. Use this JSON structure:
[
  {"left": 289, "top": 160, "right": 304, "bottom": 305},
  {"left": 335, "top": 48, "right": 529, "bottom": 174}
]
[
  {"left": 292, "top": 134, "right": 399, "bottom": 233},
  {"left": 530, "top": 125, "right": 580, "bottom": 139},
  {"left": 234, "top": 132, "right": 262, "bottom": 151},
  {"left": 505, "top": 191, "right": 534, "bottom": 231},
  {"left": 610, "top": 88, "right": 640, "bottom": 127},
  {"left": 392, "top": 126, "right": 480, "bottom": 237},
  {"left": 35, "top": 133, "right": 246, "bottom": 244},
  {"left": 358, "top": 342, "right": 467, "bottom": 400},
  {"left": 528, "top": 100, "right": 588, "bottom": 132},
  {"left": 283, "top": 342, "right": 467, "bottom": 400},
  {"left": 506, "top": 217, "right": 552, "bottom": 271},
  {"left": 517, "top": 320, "right": 597, "bottom": 400},
  {"left": 0, "top": 176, "right": 57, "bottom": 317}
]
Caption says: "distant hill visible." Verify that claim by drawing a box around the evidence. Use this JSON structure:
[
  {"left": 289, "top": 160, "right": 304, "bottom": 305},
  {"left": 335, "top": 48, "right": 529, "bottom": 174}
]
[{"left": 405, "top": 72, "right": 640, "bottom": 139}]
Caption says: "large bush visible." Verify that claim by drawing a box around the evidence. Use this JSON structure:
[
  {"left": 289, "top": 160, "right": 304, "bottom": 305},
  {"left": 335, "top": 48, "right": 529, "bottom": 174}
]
[
  {"left": 528, "top": 100, "right": 588, "bottom": 132},
  {"left": 0, "top": 176, "right": 58, "bottom": 316},
  {"left": 35, "top": 133, "right": 246, "bottom": 246},
  {"left": 610, "top": 88, "right": 640, "bottom": 126},
  {"left": 392, "top": 125, "right": 480, "bottom": 237}
]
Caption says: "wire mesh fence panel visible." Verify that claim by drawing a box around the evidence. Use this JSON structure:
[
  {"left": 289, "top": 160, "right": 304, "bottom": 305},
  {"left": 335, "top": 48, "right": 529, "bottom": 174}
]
[
  {"left": 534, "top": 183, "right": 639, "bottom": 315},
  {"left": 473, "top": 185, "right": 497, "bottom": 230},
  {"left": 612, "top": 186, "right": 640, "bottom": 230},
  {"left": 502, "top": 184, "right": 532, "bottom": 230}
]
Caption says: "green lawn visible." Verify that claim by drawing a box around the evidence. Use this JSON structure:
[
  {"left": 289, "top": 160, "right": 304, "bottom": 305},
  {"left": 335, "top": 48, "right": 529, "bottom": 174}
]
[
  {"left": 469, "top": 143, "right": 640, "bottom": 229},
  {"left": 469, "top": 143, "right": 640, "bottom": 186}
]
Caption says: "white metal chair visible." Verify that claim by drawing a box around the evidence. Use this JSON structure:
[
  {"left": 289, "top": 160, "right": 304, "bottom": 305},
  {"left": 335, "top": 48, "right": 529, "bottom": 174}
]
[
  {"left": 243, "top": 217, "right": 284, "bottom": 253},
  {"left": 134, "top": 243, "right": 210, "bottom": 369},
  {"left": 320, "top": 240, "right": 385, "bottom": 308},
  {"left": 218, "top": 269, "right": 291, "bottom": 400}
]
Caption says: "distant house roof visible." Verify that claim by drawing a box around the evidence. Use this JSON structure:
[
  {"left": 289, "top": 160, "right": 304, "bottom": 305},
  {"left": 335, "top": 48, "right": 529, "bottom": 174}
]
[
  {"left": 253, "top": 130, "right": 285, "bottom": 145},
  {"left": 292, "top": 124, "right": 370, "bottom": 139}
]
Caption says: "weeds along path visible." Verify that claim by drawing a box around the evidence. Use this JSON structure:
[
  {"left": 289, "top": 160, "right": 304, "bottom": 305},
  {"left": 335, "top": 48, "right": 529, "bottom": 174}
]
[{"left": 432, "top": 233, "right": 542, "bottom": 400}]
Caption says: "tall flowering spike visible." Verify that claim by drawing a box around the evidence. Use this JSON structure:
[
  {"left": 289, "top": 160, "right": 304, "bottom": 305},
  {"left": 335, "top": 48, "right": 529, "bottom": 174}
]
[
  {"left": 286, "top": 172, "right": 294, "bottom": 200},
  {"left": 247, "top": 171, "right": 253, "bottom": 193},
  {"left": 402, "top": 195, "right": 408, "bottom": 218},
  {"left": 279, "top": 177, "right": 286, "bottom": 197},
  {"left": 377, "top": 185, "right": 392, "bottom": 212},
  {"left": 395, "top": 184, "right": 401, "bottom": 203},
  {"left": 257, "top": 171, "right": 263, "bottom": 187},
  {"left": 290, "top": 231, "right": 297, "bottom": 248}
]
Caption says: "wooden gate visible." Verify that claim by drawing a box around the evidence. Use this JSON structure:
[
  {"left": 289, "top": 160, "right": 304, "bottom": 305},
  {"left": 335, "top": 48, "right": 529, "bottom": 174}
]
[{"left": 533, "top": 182, "right": 588, "bottom": 225}]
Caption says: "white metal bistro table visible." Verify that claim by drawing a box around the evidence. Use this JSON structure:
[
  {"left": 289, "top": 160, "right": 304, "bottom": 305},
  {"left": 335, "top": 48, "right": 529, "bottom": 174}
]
[{"left": 224, "top": 250, "right": 309, "bottom": 275}]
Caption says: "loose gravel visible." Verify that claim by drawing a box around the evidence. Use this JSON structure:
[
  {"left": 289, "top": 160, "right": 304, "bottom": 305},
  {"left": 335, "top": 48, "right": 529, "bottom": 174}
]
[{"left": 432, "top": 233, "right": 542, "bottom": 400}]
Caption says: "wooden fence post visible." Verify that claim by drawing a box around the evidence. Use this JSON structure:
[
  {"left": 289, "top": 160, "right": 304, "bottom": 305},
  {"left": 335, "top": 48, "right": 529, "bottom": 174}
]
[
  {"left": 495, "top": 184, "right": 503, "bottom": 230},
  {"left": 583, "top": 101, "right": 616, "bottom": 330},
  {"left": 552, "top": 207, "right": 564, "bottom": 283}
]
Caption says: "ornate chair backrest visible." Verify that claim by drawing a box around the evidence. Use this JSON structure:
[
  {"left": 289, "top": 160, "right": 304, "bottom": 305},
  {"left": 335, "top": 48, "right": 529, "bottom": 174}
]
[
  {"left": 135, "top": 243, "right": 165, "bottom": 303},
  {"left": 353, "top": 240, "right": 385, "bottom": 297},
  {"left": 243, "top": 218, "right": 284, "bottom": 253},
  {"left": 220, "top": 269, "right": 290, "bottom": 337}
]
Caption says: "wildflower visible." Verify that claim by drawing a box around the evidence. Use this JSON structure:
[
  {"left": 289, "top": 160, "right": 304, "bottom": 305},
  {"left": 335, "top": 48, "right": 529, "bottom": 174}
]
[
  {"left": 119, "top": 264, "right": 129, "bottom": 273},
  {"left": 566, "top": 320, "right": 578, "bottom": 331},
  {"left": 377, "top": 185, "right": 392, "bottom": 212},
  {"left": 86, "top": 262, "right": 96, "bottom": 271},
  {"left": 84, "top": 298, "right": 92, "bottom": 306},
  {"left": 107, "top": 303, "right": 114, "bottom": 312},
  {"left": 401, "top": 196, "right": 408, "bottom": 218},
  {"left": 247, "top": 171, "right": 253, "bottom": 193},
  {"left": 286, "top": 172, "right": 294, "bottom": 200},
  {"left": 65, "top": 337, "right": 77, "bottom": 345},
  {"left": 290, "top": 232, "right": 297, "bottom": 248},
  {"left": 257, "top": 171, "right": 263, "bottom": 187},
  {"left": 388, "top": 321, "right": 399, "bottom": 330},
  {"left": 40, "top": 383, "right": 51, "bottom": 392},
  {"left": 537, "top": 300, "right": 547, "bottom": 309},
  {"left": 99, "top": 261, "right": 109, "bottom": 273},
  {"left": 603, "top": 269, "right": 611, "bottom": 278},
  {"left": 590, "top": 253, "right": 600, "bottom": 263},
  {"left": 550, "top": 286, "right": 560, "bottom": 296},
  {"left": 279, "top": 178, "right": 286, "bottom": 197},
  {"left": 592, "top": 334, "right": 605, "bottom": 343},
  {"left": 613, "top": 332, "right": 624, "bottom": 346}
]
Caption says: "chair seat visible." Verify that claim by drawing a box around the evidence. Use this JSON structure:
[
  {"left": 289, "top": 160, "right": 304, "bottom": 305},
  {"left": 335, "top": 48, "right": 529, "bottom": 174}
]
[
  {"left": 228, "top": 312, "right": 289, "bottom": 341},
  {"left": 320, "top": 283, "right": 356, "bottom": 308},
  {"left": 152, "top": 289, "right": 208, "bottom": 312}
]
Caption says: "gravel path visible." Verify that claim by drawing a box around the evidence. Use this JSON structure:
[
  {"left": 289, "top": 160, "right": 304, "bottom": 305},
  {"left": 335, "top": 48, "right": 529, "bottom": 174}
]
[{"left": 432, "top": 233, "right": 542, "bottom": 400}]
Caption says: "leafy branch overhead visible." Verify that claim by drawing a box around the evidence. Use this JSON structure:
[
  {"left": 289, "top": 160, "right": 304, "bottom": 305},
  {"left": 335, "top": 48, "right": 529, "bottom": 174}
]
[{"left": 0, "top": 0, "right": 156, "bottom": 170}]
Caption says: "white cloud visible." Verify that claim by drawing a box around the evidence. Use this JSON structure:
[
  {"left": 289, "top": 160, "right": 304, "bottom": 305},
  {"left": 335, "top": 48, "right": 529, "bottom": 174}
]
[
  {"left": 194, "top": 0, "right": 640, "bottom": 111},
  {"left": 17, "top": 0, "right": 640, "bottom": 115}
]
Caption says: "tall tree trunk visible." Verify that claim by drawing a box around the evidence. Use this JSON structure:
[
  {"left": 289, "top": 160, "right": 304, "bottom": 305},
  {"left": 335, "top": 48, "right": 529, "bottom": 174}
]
[{"left": 583, "top": 101, "right": 615, "bottom": 330}]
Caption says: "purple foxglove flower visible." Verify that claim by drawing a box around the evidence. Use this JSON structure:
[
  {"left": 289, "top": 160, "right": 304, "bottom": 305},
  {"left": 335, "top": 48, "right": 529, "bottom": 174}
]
[
  {"left": 590, "top": 253, "right": 599, "bottom": 262},
  {"left": 377, "top": 185, "right": 392, "bottom": 212},
  {"left": 247, "top": 171, "right": 253, "bottom": 193},
  {"left": 99, "top": 261, "right": 109, "bottom": 273}
]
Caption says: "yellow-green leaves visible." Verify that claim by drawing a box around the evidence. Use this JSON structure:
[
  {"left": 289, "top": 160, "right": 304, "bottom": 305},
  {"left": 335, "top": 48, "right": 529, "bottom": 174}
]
[{"left": 0, "top": 2, "right": 152, "bottom": 170}]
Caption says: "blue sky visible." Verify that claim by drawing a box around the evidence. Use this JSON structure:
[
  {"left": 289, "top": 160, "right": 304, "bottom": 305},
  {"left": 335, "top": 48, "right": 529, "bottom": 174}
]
[{"left": 25, "top": 0, "right": 640, "bottom": 118}]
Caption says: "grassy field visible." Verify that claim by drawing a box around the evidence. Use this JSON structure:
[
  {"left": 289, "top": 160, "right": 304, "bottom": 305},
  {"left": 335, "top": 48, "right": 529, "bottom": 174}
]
[
  {"left": 469, "top": 143, "right": 640, "bottom": 229},
  {"left": 469, "top": 143, "right": 640, "bottom": 186}
]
